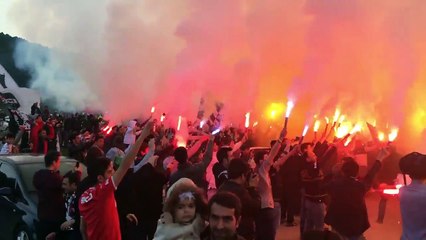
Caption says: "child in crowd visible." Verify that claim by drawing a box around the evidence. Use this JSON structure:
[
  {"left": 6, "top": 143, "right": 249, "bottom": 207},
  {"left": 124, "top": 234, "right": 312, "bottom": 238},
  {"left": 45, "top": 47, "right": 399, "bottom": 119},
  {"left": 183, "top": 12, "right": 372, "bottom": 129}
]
[{"left": 153, "top": 178, "right": 207, "bottom": 240}]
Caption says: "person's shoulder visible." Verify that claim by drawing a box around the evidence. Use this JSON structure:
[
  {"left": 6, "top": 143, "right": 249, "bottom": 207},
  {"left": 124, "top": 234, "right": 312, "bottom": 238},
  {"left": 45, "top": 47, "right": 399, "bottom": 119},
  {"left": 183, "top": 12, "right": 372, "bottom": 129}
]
[{"left": 80, "top": 186, "right": 96, "bottom": 205}]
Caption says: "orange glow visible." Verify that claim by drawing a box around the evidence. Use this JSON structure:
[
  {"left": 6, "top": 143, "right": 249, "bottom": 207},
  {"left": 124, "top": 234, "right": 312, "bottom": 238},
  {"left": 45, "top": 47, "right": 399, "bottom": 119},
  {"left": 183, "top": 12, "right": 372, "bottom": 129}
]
[
  {"left": 339, "top": 115, "right": 346, "bottom": 124},
  {"left": 333, "top": 108, "right": 341, "bottom": 123},
  {"left": 245, "top": 112, "right": 250, "bottom": 128},
  {"left": 344, "top": 136, "right": 353, "bottom": 146},
  {"left": 325, "top": 117, "right": 330, "bottom": 124},
  {"left": 335, "top": 122, "right": 351, "bottom": 138},
  {"left": 314, "top": 120, "right": 320, "bottom": 132},
  {"left": 412, "top": 108, "right": 426, "bottom": 133},
  {"left": 151, "top": 106, "right": 155, "bottom": 113},
  {"left": 302, "top": 125, "right": 309, "bottom": 136},
  {"left": 253, "top": 121, "right": 259, "bottom": 127},
  {"left": 200, "top": 120, "right": 206, "bottom": 128},
  {"left": 266, "top": 103, "right": 285, "bottom": 120},
  {"left": 378, "top": 131, "right": 385, "bottom": 142},
  {"left": 383, "top": 189, "right": 399, "bottom": 195},
  {"left": 177, "top": 115, "right": 182, "bottom": 131},
  {"left": 388, "top": 128, "right": 399, "bottom": 142},
  {"left": 285, "top": 101, "right": 295, "bottom": 118},
  {"left": 350, "top": 123, "right": 362, "bottom": 135}
]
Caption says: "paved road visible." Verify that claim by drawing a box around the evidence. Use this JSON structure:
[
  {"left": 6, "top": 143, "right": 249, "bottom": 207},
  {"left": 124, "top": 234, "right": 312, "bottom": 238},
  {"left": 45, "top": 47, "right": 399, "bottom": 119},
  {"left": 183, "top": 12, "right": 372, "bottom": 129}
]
[{"left": 276, "top": 192, "right": 402, "bottom": 240}]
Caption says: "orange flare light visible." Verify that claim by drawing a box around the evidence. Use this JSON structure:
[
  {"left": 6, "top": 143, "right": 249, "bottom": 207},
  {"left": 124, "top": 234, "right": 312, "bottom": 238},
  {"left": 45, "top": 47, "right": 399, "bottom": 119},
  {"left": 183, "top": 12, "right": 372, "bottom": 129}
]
[
  {"left": 151, "top": 106, "right": 155, "bottom": 113},
  {"left": 378, "top": 131, "right": 385, "bottom": 142},
  {"left": 333, "top": 109, "right": 341, "bottom": 123},
  {"left": 285, "top": 101, "right": 294, "bottom": 118},
  {"left": 325, "top": 117, "right": 329, "bottom": 124},
  {"left": 177, "top": 116, "right": 182, "bottom": 131},
  {"left": 339, "top": 115, "right": 346, "bottom": 124},
  {"left": 253, "top": 121, "right": 259, "bottom": 127},
  {"left": 388, "top": 128, "right": 399, "bottom": 142},
  {"left": 314, "top": 120, "right": 320, "bottom": 132},
  {"left": 302, "top": 125, "right": 309, "bottom": 137},
  {"left": 383, "top": 189, "right": 399, "bottom": 195},
  {"left": 350, "top": 123, "right": 362, "bottom": 135},
  {"left": 245, "top": 112, "right": 250, "bottom": 128},
  {"left": 336, "top": 123, "right": 350, "bottom": 138},
  {"left": 344, "top": 137, "right": 353, "bottom": 147}
]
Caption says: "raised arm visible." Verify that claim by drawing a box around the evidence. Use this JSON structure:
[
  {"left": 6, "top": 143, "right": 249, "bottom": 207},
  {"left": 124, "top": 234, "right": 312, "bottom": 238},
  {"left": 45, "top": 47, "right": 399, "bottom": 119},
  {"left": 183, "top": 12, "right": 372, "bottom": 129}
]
[
  {"left": 113, "top": 121, "right": 153, "bottom": 186},
  {"left": 187, "top": 136, "right": 209, "bottom": 159},
  {"left": 198, "top": 135, "right": 215, "bottom": 170},
  {"left": 133, "top": 138, "right": 155, "bottom": 173},
  {"left": 363, "top": 147, "right": 390, "bottom": 191},
  {"left": 273, "top": 145, "right": 300, "bottom": 171},
  {"left": 265, "top": 128, "right": 287, "bottom": 165}
]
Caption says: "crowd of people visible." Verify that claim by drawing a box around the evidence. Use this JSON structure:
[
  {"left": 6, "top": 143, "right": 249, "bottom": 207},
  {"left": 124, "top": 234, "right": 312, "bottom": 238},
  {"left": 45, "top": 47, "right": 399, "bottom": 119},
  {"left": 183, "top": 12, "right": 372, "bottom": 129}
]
[{"left": 1, "top": 102, "right": 426, "bottom": 240}]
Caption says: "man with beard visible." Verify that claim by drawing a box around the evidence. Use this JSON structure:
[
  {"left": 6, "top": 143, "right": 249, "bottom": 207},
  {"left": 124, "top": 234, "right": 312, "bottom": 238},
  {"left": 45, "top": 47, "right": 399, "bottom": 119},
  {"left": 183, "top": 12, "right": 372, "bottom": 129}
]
[{"left": 201, "top": 192, "right": 246, "bottom": 240}]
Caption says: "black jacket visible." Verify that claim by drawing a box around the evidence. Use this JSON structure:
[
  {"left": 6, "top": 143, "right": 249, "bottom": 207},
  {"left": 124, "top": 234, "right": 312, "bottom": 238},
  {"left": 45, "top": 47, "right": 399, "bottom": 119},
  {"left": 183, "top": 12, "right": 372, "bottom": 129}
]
[
  {"left": 325, "top": 160, "right": 382, "bottom": 236},
  {"left": 218, "top": 181, "right": 260, "bottom": 240}
]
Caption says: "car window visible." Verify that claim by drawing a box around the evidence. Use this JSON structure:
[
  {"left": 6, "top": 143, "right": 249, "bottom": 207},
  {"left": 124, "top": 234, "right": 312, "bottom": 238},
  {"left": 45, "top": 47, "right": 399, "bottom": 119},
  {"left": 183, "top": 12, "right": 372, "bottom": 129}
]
[
  {"left": 0, "top": 161, "right": 18, "bottom": 189},
  {"left": 0, "top": 161, "right": 24, "bottom": 202}
]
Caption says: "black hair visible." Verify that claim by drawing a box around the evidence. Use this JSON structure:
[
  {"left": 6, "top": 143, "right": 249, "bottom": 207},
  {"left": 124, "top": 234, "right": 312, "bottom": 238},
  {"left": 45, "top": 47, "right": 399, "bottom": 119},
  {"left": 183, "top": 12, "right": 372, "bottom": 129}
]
[
  {"left": 217, "top": 147, "right": 232, "bottom": 164},
  {"left": 70, "top": 132, "right": 79, "bottom": 141},
  {"left": 399, "top": 152, "right": 426, "bottom": 180},
  {"left": 228, "top": 158, "right": 250, "bottom": 180},
  {"left": 208, "top": 192, "right": 242, "bottom": 219},
  {"left": 301, "top": 142, "right": 313, "bottom": 152},
  {"left": 94, "top": 134, "right": 104, "bottom": 142},
  {"left": 44, "top": 151, "right": 61, "bottom": 167},
  {"left": 174, "top": 147, "right": 188, "bottom": 164},
  {"left": 341, "top": 157, "right": 359, "bottom": 178},
  {"left": 87, "top": 157, "right": 112, "bottom": 179},
  {"left": 63, "top": 170, "right": 82, "bottom": 185},
  {"left": 6, "top": 132, "right": 14, "bottom": 139}
]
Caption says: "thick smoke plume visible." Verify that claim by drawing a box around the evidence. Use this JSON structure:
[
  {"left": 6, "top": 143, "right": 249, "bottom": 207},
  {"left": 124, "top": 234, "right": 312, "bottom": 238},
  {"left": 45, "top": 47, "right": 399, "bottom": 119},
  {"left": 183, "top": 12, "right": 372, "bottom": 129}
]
[{"left": 6, "top": 0, "right": 426, "bottom": 152}]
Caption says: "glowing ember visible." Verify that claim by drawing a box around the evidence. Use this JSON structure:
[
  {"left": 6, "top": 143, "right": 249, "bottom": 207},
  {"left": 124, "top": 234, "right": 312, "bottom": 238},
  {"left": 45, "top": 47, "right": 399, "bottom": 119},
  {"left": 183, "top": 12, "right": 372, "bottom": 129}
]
[
  {"left": 245, "top": 112, "right": 250, "bottom": 128},
  {"left": 302, "top": 125, "right": 309, "bottom": 136},
  {"left": 335, "top": 123, "right": 350, "bottom": 138},
  {"left": 388, "top": 128, "right": 399, "bottom": 142},
  {"left": 267, "top": 103, "right": 285, "bottom": 120},
  {"left": 212, "top": 128, "right": 221, "bottom": 135},
  {"left": 253, "top": 121, "right": 259, "bottom": 127},
  {"left": 333, "top": 108, "right": 341, "bottom": 123},
  {"left": 378, "top": 131, "right": 385, "bottom": 141},
  {"left": 177, "top": 115, "right": 182, "bottom": 131},
  {"left": 339, "top": 115, "right": 346, "bottom": 124},
  {"left": 350, "top": 123, "right": 362, "bottom": 135},
  {"left": 314, "top": 120, "right": 320, "bottom": 132},
  {"left": 285, "top": 101, "right": 295, "bottom": 118},
  {"left": 344, "top": 137, "right": 353, "bottom": 147},
  {"left": 383, "top": 189, "right": 399, "bottom": 195}
]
